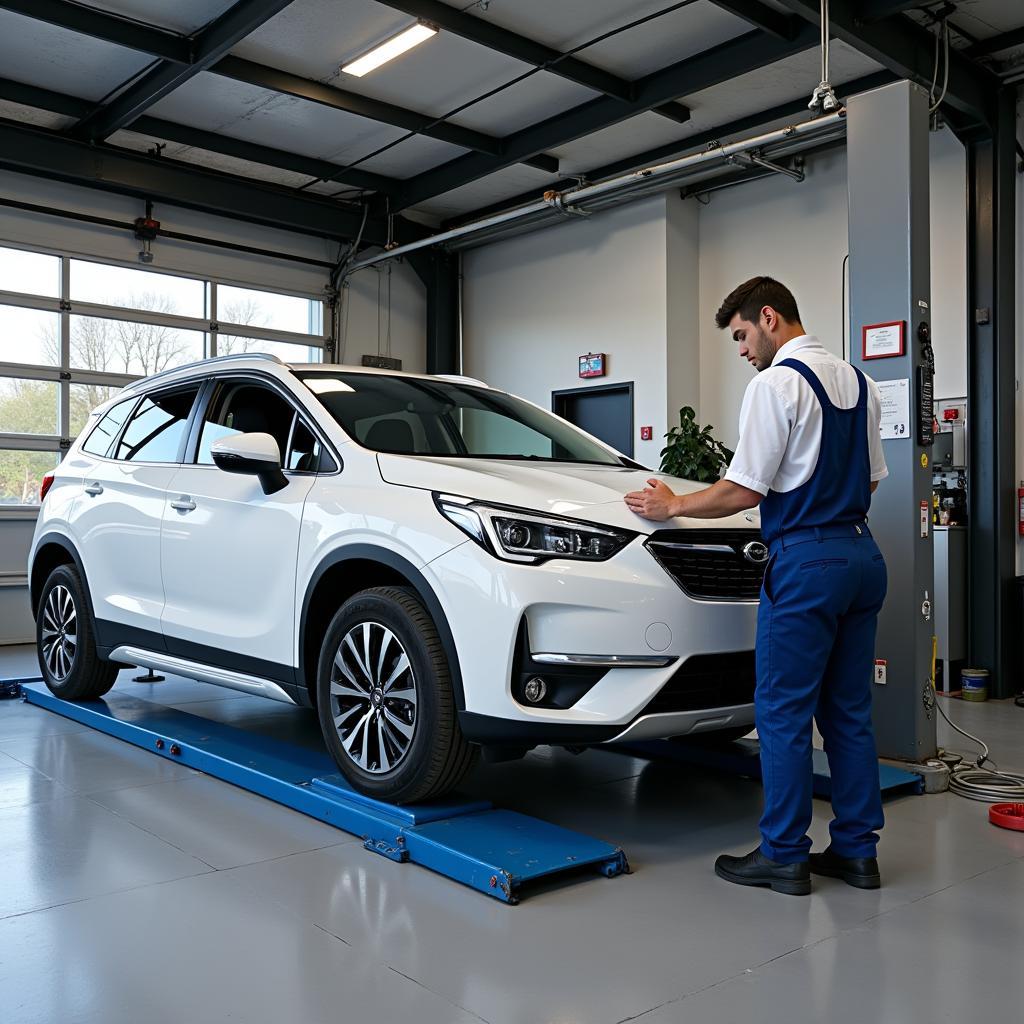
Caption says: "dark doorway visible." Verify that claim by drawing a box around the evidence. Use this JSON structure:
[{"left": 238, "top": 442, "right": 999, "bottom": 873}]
[{"left": 552, "top": 382, "right": 634, "bottom": 458}]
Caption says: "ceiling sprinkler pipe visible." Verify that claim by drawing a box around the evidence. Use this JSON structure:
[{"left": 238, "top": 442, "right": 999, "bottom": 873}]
[{"left": 340, "top": 110, "right": 846, "bottom": 276}]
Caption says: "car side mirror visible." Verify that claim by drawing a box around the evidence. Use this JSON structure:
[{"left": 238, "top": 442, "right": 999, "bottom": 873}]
[{"left": 211, "top": 432, "right": 288, "bottom": 495}]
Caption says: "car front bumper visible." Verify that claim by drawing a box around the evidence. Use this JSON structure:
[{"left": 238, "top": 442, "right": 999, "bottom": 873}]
[{"left": 424, "top": 535, "right": 759, "bottom": 743}]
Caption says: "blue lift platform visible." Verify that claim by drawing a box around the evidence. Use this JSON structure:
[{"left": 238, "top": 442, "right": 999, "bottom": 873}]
[
  {"left": 9, "top": 678, "right": 628, "bottom": 905},
  {"left": 6, "top": 677, "right": 922, "bottom": 903},
  {"left": 608, "top": 738, "right": 924, "bottom": 798}
]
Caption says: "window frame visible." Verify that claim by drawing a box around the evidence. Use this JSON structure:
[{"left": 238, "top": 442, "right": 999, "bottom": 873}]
[
  {"left": 183, "top": 373, "right": 340, "bottom": 476},
  {"left": 111, "top": 382, "right": 204, "bottom": 466},
  {"left": 0, "top": 243, "right": 328, "bottom": 510}
]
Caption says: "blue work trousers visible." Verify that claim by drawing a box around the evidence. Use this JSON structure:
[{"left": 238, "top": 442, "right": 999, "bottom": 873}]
[{"left": 755, "top": 533, "right": 887, "bottom": 863}]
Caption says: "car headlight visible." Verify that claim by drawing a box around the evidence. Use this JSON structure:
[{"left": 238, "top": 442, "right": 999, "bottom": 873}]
[{"left": 434, "top": 494, "right": 635, "bottom": 564}]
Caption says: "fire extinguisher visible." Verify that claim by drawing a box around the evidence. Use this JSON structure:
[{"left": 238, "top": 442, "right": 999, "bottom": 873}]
[{"left": 1018, "top": 483, "right": 1024, "bottom": 537}]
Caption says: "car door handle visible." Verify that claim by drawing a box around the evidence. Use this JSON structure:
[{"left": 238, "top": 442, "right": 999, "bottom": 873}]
[
  {"left": 84, "top": 482, "right": 103, "bottom": 496},
  {"left": 169, "top": 496, "right": 196, "bottom": 512}
]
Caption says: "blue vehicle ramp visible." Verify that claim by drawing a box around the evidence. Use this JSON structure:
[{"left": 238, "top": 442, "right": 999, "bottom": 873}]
[{"left": 11, "top": 678, "right": 628, "bottom": 905}]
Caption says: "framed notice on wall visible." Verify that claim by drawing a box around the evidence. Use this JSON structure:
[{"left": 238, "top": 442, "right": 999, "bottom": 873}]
[
  {"left": 579, "top": 353, "right": 606, "bottom": 378},
  {"left": 862, "top": 321, "right": 905, "bottom": 360}
]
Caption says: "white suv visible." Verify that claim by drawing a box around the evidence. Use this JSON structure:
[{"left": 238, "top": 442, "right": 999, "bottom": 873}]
[{"left": 29, "top": 353, "right": 763, "bottom": 802}]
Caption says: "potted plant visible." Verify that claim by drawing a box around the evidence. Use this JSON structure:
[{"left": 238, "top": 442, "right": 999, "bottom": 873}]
[{"left": 659, "top": 406, "right": 734, "bottom": 482}]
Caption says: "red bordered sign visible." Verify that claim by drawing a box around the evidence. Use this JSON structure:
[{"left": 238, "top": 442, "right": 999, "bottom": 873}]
[{"left": 862, "top": 321, "right": 905, "bottom": 360}]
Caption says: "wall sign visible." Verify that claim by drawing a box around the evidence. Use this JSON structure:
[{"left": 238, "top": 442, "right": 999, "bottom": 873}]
[
  {"left": 579, "top": 352, "right": 606, "bottom": 378},
  {"left": 862, "top": 321, "right": 905, "bottom": 360},
  {"left": 876, "top": 378, "right": 911, "bottom": 439}
]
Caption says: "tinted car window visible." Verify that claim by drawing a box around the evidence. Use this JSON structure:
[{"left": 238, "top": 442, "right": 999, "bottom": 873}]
[
  {"left": 298, "top": 372, "right": 624, "bottom": 466},
  {"left": 114, "top": 385, "right": 200, "bottom": 463},
  {"left": 287, "top": 419, "right": 323, "bottom": 471},
  {"left": 196, "top": 381, "right": 294, "bottom": 465},
  {"left": 81, "top": 397, "right": 135, "bottom": 457}
]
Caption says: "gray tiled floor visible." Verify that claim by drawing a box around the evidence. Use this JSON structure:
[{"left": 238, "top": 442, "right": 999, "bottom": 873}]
[{"left": 1, "top": 644, "right": 1022, "bottom": 1023}]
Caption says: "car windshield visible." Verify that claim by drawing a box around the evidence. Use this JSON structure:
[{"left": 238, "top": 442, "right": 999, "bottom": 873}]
[{"left": 297, "top": 371, "right": 627, "bottom": 466}]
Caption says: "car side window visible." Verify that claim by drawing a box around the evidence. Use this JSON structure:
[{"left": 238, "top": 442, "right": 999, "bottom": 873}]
[
  {"left": 114, "top": 385, "right": 200, "bottom": 463},
  {"left": 195, "top": 381, "right": 295, "bottom": 466},
  {"left": 287, "top": 419, "right": 320, "bottom": 471},
  {"left": 81, "top": 397, "right": 135, "bottom": 457}
]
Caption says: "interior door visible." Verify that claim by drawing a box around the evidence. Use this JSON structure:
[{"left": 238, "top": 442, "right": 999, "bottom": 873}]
[
  {"left": 159, "top": 378, "right": 317, "bottom": 680},
  {"left": 553, "top": 383, "right": 634, "bottom": 457}
]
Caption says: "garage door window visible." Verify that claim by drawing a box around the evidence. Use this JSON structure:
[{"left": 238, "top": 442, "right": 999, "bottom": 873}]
[{"left": 0, "top": 242, "right": 326, "bottom": 508}]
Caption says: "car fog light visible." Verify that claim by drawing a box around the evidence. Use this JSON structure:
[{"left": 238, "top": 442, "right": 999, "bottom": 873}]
[{"left": 524, "top": 677, "right": 548, "bottom": 704}]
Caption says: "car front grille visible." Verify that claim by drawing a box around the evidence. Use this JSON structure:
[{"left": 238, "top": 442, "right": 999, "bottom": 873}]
[
  {"left": 642, "top": 651, "right": 756, "bottom": 715},
  {"left": 645, "top": 529, "right": 766, "bottom": 601}
]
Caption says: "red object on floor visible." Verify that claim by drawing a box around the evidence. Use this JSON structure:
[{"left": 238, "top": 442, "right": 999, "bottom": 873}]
[{"left": 989, "top": 803, "right": 1024, "bottom": 831}]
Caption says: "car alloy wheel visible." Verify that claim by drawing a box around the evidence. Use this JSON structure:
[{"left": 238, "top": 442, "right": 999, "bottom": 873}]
[
  {"left": 329, "top": 621, "right": 418, "bottom": 773},
  {"left": 41, "top": 584, "right": 77, "bottom": 681}
]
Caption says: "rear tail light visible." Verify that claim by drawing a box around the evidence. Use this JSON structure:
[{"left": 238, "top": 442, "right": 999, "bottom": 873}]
[{"left": 39, "top": 472, "right": 55, "bottom": 502}]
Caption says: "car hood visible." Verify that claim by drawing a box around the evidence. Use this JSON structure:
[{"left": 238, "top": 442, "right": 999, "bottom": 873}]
[{"left": 376, "top": 454, "right": 761, "bottom": 535}]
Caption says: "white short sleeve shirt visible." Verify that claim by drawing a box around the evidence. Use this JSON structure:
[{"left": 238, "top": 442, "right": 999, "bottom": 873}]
[{"left": 724, "top": 335, "right": 888, "bottom": 497}]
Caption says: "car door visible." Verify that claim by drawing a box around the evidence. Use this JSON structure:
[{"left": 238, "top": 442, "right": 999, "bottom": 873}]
[
  {"left": 159, "top": 376, "right": 319, "bottom": 681},
  {"left": 73, "top": 382, "right": 202, "bottom": 649}
]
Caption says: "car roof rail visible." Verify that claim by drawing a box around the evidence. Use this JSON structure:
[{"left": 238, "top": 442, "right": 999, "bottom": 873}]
[
  {"left": 121, "top": 352, "right": 287, "bottom": 392},
  {"left": 434, "top": 373, "right": 489, "bottom": 388}
]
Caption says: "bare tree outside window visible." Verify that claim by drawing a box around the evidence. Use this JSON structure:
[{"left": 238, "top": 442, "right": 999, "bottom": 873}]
[{"left": 1, "top": 256, "right": 324, "bottom": 505}]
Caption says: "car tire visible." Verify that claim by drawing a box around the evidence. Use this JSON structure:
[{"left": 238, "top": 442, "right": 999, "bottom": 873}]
[
  {"left": 316, "top": 586, "right": 478, "bottom": 804},
  {"left": 36, "top": 564, "right": 118, "bottom": 700}
]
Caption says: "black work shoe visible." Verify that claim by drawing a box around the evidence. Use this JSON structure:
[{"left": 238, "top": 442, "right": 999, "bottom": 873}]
[
  {"left": 809, "top": 846, "right": 881, "bottom": 889},
  {"left": 714, "top": 847, "right": 811, "bottom": 895}
]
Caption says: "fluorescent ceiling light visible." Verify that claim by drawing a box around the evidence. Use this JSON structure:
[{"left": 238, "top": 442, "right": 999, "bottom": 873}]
[{"left": 342, "top": 22, "right": 437, "bottom": 77}]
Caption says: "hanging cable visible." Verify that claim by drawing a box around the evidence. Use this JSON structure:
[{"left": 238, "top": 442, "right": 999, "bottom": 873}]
[
  {"left": 808, "top": 0, "right": 840, "bottom": 115},
  {"left": 385, "top": 263, "right": 393, "bottom": 358},
  {"left": 336, "top": 280, "right": 351, "bottom": 364},
  {"left": 929, "top": 19, "right": 951, "bottom": 116},
  {"left": 841, "top": 253, "right": 849, "bottom": 362}
]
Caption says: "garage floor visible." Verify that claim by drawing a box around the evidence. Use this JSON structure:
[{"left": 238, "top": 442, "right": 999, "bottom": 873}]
[{"left": 1, "top": 643, "right": 1022, "bottom": 1024}]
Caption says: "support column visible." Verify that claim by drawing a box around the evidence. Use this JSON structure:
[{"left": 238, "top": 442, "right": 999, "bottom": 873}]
[
  {"left": 966, "top": 89, "right": 1018, "bottom": 698},
  {"left": 410, "top": 250, "right": 461, "bottom": 374},
  {"left": 847, "top": 80, "right": 937, "bottom": 761}
]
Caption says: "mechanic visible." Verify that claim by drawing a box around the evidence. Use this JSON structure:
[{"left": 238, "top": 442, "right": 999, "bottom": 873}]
[{"left": 624, "top": 276, "right": 888, "bottom": 896}]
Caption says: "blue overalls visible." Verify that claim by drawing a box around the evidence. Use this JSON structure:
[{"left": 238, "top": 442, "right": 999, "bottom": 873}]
[{"left": 755, "top": 359, "right": 887, "bottom": 864}]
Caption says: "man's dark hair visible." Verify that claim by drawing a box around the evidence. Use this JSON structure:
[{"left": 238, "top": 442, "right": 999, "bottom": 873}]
[{"left": 714, "top": 276, "right": 802, "bottom": 331}]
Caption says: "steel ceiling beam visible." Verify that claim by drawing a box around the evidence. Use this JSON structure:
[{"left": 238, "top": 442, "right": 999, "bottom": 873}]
[
  {"left": 707, "top": 0, "right": 800, "bottom": 38},
  {"left": 0, "top": 118, "right": 421, "bottom": 245},
  {"left": 392, "top": 24, "right": 820, "bottom": 211},
  {"left": 964, "top": 25, "right": 1024, "bottom": 60},
  {"left": 853, "top": 0, "right": 923, "bottom": 23},
  {"left": 0, "top": 76, "right": 398, "bottom": 194},
  {"left": 0, "top": 0, "right": 561, "bottom": 175},
  {"left": 773, "top": 0, "right": 1000, "bottom": 125},
  {"left": 371, "top": 0, "right": 691, "bottom": 124},
  {"left": 0, "top": 0, "right": 190, "bottom": 63},
  {"left": 212, "top": 56, "right": 559, "bottom": 174},
  {"left": 71, "top": 0, "right": 298, "bottom": 142},
  {"left": 446, "top": 69, "right": 895, "bottom": 227}
]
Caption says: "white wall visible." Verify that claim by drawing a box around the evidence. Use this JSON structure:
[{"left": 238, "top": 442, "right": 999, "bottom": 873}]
[
  {"left": 463, "top": 126, "right": 971, "bottom": 465},
  {"left": 340, "top": 261, "right": 427, "bottom": 374},
  {"left": 462, "top": 195, "right": 675, "bottom": 467}
]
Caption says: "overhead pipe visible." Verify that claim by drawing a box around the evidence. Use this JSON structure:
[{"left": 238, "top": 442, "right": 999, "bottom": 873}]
[{"left": 340, "top": 110, "right": 847, "bottom": 278}]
